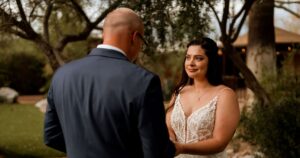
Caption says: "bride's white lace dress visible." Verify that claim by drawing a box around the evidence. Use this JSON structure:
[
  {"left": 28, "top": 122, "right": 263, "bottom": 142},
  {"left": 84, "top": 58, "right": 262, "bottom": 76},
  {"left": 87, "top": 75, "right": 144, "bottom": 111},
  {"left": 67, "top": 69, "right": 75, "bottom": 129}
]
[{"left": 171, "top": 94, "right": 226, "bottom": 158}]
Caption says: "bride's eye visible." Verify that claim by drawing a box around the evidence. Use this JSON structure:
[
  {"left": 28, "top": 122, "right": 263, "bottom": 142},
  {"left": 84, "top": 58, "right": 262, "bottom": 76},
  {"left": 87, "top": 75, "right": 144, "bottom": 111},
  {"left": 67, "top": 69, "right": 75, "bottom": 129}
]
[
  {"left": 185, "top": 55, "right": 191, "bottom": 60},
  {"left": 195, "top": 56, "right": 204, "bottom": 61}
]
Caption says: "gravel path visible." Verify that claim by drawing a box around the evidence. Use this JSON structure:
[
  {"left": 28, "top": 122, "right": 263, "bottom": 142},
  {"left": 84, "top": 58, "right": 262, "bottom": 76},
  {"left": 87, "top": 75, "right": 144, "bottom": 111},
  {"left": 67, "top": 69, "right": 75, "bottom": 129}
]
[{"left": 17, "top": 95, "right": 45, "bottom": 104}]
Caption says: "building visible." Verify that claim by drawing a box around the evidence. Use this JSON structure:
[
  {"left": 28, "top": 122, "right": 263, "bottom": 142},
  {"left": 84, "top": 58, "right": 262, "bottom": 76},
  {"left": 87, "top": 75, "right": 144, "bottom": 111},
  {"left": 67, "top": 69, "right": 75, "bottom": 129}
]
[{"left": 221, "top": 27, "right": 300, "bottom": 89}]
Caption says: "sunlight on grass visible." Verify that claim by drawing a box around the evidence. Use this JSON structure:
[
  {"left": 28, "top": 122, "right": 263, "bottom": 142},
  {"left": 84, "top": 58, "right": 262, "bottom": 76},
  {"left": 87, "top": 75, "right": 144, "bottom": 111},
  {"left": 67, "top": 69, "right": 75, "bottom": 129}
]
[{"left": 0, "top": 104, "right": 65, "bottom": 157}]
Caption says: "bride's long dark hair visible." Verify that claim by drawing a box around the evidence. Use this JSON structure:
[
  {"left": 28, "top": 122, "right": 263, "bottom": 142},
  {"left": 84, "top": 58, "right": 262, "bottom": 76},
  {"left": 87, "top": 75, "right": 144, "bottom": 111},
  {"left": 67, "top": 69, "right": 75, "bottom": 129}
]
[{"left": 167, "top": 37, "right": 223, "bottom": 111}]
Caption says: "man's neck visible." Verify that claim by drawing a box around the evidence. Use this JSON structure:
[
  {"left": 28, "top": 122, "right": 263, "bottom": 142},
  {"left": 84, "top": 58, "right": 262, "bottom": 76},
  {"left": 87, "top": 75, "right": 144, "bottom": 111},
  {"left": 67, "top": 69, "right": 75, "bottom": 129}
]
[{"left": 97, "top": 44, "right": 127, "bottom": 57}]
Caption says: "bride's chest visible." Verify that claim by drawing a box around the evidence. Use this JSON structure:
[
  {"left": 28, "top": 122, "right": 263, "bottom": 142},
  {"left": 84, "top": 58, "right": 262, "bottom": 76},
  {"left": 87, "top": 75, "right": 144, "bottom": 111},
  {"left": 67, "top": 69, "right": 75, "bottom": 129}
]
[{"left": 171, "top": 95, "right": 218, "bottom": 130}]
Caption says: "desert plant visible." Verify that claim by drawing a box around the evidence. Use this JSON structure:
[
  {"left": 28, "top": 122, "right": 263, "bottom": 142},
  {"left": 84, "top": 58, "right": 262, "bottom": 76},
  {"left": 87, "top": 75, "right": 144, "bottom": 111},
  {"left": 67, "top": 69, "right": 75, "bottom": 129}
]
[{"left": 239, "top": 61, "right": 300, "bottom": 158}]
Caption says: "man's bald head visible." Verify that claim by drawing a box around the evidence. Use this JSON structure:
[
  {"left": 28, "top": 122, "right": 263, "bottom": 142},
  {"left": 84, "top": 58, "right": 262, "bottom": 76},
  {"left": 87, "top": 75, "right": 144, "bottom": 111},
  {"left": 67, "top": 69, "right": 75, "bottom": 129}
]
[
  {"left": 102, "top": 8, "right": 145, "bottom": 62},
  {"left": 103, "top": 8, "right": 143, "bottom": 34}
]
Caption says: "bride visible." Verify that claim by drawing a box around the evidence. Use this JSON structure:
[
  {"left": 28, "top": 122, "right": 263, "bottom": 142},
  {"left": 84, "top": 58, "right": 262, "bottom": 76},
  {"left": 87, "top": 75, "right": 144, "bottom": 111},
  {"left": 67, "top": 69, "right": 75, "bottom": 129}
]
[{"left": 166, "top": 37, "right": 240, "bottom": 158}]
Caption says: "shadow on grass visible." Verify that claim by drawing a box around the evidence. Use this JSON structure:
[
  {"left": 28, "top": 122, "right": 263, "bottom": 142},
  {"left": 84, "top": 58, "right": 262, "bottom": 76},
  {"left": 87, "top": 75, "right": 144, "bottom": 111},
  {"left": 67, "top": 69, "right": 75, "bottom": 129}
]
[
  {"left": 0, "top": 149, "right": 63, "bottom": 158},
  {"left": 0, "top": 104, "right": 65, "bottom": 158}
]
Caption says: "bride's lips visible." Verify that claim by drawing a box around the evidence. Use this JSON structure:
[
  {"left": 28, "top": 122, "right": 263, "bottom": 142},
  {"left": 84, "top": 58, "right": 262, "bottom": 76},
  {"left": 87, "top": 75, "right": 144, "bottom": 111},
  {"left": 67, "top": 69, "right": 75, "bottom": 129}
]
[{"left": 186, "top": 68, "right": 198, "bottom": 72}]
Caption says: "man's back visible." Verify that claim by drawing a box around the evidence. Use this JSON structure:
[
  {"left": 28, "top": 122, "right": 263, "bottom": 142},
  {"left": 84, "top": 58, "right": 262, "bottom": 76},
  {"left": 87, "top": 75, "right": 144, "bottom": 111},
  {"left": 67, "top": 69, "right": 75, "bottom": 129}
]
[{"left": 44, "top": 48, "right": 172, "bottom": 158}]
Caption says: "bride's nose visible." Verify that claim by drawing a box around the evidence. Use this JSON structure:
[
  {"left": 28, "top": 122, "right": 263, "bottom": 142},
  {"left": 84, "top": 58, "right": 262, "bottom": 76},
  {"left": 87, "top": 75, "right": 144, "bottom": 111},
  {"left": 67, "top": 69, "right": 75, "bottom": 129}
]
[{"left": 187, "top": 58, "right": 196, "bottom": 66}]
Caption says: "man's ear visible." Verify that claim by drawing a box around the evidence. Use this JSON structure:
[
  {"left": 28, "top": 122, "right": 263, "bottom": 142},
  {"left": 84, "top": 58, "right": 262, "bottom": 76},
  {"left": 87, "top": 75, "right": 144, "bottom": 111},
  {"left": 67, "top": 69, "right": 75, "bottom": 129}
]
[{"left": 131, "top": 31, "right": 138, "bottom": 45}]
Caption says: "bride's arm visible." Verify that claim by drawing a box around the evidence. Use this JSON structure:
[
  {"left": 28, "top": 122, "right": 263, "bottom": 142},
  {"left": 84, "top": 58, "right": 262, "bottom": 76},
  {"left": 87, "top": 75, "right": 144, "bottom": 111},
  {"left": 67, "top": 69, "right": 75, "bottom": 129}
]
[
  {"left": 176, "top": 88, "right": 240, "bottom": 155},
  {"left": 166, "top": 95, "right": 176, "bottom": 142}
]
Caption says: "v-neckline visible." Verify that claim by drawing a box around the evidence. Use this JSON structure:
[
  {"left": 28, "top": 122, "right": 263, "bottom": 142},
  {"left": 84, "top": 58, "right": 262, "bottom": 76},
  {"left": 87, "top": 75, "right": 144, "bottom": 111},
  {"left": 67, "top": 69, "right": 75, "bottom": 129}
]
[{"left": 177, "top": 93, "right": 217, "bottom": 119}]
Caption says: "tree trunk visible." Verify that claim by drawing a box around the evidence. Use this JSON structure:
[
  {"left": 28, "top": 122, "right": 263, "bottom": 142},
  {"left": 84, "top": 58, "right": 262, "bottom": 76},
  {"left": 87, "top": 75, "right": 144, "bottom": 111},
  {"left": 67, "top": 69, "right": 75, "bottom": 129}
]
[
  {"left": 222, "top": 40, "right": 271, "bottom": 106},
  {"left": 34, "top": 37, "right": 62, "bottom": 71},
  {"left": 248, "top": 0, "right": 276, "bottom": 82},
  {"left": 247, "top": 0, "right": 276, "bottom": 105}
]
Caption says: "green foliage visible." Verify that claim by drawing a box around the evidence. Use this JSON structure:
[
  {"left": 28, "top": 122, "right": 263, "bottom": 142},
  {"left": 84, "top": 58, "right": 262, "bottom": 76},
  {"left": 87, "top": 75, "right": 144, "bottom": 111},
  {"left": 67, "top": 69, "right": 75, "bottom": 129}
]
[
  {"left": 0, "top": 35, "right": 89, "bottom": 93},
  {"left": 0, "top": 104, "right": 65, "bottom": 157},
  {"left": 129, "top": 0, "right": 214, "bottom": 100},
  {"left": 0, "top": 53, "right": 46, "bottom": 94},
  {"left": 240, "top": 98, "right": 300, "bottom": 158},
  {"left": 141, "top": 49, "right": 186, "bottom": 100},
  {"left": 0, "top": 62, "right": 9, "bottom": 88},
  {"left": 0, "top": 37, "right": 44, "bottom": 58},
  {"left": 239, "top": 68, "right": 300, "bottom": 157},
  {"left": 48, "top": 1, "right": 87, "bottom": 44},
  {"left": 0, "top": 95, "right": 5, "bottom": 103},
  {"left": 62, "top": 40, "right": 90, "bottom": 62},
  {"left": 0, "top": 37, "right": 95, "bottom": 95},
  {"left": 170, "top": 0, "right": 212, "bottom": 43},
  {"left": 0, "top": 0, "right": 215, "bottom": 95},
  {"left": 262, "top": 49, "right": 300, "bottom": 98},
  {"left": 130, "top": 0, "right": 213, "bottom": 56}
]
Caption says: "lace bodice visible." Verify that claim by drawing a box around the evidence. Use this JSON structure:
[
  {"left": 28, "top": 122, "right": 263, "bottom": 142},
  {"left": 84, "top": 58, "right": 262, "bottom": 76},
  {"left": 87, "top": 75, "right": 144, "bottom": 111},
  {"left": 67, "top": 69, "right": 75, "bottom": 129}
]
[{"left": 170, "top": 94, "right": 226, "bottom": 158}]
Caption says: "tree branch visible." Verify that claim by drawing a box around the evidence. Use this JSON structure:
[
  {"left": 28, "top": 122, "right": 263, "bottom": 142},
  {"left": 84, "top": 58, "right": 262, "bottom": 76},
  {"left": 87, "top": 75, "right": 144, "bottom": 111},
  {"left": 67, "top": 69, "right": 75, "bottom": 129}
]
[
  {"left": 0, "top": 7, "right": 24, "bottom": 32},
  {"left": 44, "top": 1, "right": 53, "bottom": 42},
  {"left": 28, "top": 0, "right": 42, "bottom": 23},
  {"left": 94, "top": 26, "right": 103, "bottom": 31},
  {"left": 275, "top": 0, "right": 300, "bottom": 4},
  {"left": 0, "top": 1, "right": 7, "bottom": 6},
  {"left": 230, "top": 0, "right": 256, "bottom": 42},
  {"left": 14, "top": 0, "right": 39, "bottom": 39},
  {"left": 16, "top": 0, "right": 28, "bottom": 23},
  {"left": 53, "top": 18, "right": 63, "bottom": 36},
  {"left": 92, "top": 0, "right": 122, "bottom": 26},
  {"left": 29, "top": 4, "right": 37, "bottom": 20},
  {"left": 0, "top": 15, "right": 31, "bottom": 40},
  {"left": 275, "top": 4, "right": 300, "bottom": 18},
  {"left": 204, "top": 0, "right": 222, "bottom": 28},
  {"left": 221, "top": 0, "right": 230, "bottom": 36},
  {"left": 231, "top": 11, "right": 248, "bottom": 42},
  {"left": 9, "top": 29, "right": 30, "bottom": 39},
  {"left": 55, "top": 0, "right": 122, "bottom": 52},
  {"left": 228, "top": 0, "right": 251, "bottom": 37},
  {"left": 69, "top": 0, "right": 91, "bottom": 24}
]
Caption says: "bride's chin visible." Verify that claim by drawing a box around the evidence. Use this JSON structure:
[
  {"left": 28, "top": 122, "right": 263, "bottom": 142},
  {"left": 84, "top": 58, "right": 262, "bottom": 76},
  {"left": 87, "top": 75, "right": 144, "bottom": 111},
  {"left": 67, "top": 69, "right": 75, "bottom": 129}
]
[{"left": 187, "top": 74, "right": 196, "bottom": 78}]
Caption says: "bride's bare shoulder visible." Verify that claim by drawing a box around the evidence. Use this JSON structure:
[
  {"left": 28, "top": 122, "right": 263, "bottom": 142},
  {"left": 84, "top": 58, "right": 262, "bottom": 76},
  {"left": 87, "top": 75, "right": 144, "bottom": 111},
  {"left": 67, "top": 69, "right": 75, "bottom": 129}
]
[{"left": 214, "top": 85, "right": 236, "bottom": 100}]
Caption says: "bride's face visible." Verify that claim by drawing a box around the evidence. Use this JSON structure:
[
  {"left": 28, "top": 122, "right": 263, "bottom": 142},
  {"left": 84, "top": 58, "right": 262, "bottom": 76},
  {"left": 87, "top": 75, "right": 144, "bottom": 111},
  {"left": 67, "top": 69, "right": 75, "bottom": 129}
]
[{"left": 184, "top": 45, "right": 208, "bottom": 79}]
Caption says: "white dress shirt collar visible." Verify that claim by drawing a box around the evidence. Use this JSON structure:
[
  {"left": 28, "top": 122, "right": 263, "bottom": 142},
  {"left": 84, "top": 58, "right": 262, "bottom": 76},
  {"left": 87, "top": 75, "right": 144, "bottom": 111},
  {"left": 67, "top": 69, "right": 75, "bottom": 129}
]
[{"left": 97, "top": 44, "right": 127, "bottom": 57}]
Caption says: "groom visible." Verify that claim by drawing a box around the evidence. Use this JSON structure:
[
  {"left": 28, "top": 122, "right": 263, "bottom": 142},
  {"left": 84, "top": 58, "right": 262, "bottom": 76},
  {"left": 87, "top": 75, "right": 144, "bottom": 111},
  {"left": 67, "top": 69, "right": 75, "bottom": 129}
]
[{"left": 44, "top": 7, "right": 175, "bottom": 158}]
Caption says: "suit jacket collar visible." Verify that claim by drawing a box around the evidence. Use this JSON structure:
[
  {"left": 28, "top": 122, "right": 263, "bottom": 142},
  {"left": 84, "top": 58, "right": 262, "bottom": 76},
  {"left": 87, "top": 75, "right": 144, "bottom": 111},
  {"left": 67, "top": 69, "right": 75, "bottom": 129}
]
[{"left": 88, "top": 48, "right": 129, "bottom": 61}]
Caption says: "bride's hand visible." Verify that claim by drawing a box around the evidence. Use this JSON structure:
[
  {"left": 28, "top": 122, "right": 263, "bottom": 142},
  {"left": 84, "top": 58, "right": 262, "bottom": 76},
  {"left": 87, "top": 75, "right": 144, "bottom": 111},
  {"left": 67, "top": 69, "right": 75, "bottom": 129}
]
[{"left": 174, "top": 142, "right": 184, "bottom": 156}]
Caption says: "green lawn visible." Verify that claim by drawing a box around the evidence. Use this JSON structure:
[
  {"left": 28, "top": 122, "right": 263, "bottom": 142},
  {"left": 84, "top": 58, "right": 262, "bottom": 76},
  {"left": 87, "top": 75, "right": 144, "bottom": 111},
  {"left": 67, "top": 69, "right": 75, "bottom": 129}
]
[{"left": 0, "top": 104, "right": 65, "bottom": 158}]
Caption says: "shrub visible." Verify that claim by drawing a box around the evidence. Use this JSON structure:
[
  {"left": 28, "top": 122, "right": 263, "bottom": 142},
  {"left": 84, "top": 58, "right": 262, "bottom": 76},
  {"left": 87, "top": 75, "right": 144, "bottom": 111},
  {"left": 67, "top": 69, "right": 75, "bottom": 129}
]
[
  {"left": 239, "top": 68, "right": 300, "bottom": 158},
  {"left": 141, "top": 50, "right": 184, "bottom": 100},
  {"left": 0, "top": 53, "right": 46, "bottom": 94},
  {"left": 240, "top": 98, "right": 300, "bottom": 158},
  {"left": 0, "top": 57, "right": 10, "bottom": 87}
]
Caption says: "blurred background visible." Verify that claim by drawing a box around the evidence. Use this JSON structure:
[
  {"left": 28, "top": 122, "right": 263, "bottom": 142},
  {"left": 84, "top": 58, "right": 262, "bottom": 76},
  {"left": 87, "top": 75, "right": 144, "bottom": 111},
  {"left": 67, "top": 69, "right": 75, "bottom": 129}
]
[{"left": 0, "top": 0, "right": 299, "bottom": 157}]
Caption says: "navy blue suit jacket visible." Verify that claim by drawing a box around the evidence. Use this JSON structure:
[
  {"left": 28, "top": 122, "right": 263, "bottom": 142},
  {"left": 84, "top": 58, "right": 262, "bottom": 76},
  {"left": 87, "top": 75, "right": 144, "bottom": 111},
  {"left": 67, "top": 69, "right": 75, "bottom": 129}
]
[{"left": 44, "top": 48, "right": 175, "bottom": 158}]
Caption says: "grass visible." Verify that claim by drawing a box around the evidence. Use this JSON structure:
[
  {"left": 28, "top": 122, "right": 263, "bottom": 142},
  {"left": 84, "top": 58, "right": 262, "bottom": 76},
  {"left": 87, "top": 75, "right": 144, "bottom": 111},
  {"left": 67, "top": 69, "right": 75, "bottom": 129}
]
[{"left": 0, "top": 104, "right": 65, "bottom": 158}]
